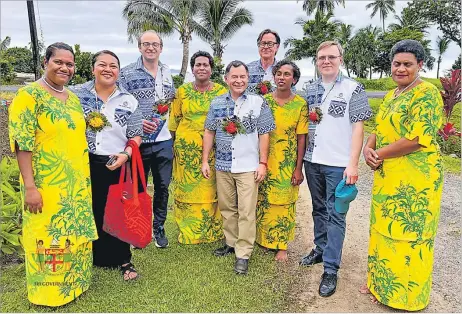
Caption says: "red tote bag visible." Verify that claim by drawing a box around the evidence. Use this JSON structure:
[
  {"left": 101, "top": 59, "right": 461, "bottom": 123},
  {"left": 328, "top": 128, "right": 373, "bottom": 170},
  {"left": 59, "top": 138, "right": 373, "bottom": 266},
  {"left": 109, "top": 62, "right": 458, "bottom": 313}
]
[{"left": 103, "top": 140, "right": 153, "bottom": 248}]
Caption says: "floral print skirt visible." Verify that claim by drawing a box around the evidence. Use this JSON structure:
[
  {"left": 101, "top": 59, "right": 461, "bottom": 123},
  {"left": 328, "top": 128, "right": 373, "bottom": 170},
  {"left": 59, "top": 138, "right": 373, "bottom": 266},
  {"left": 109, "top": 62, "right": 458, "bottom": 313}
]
[
  {"left": 173, "top": 201, "right": 224, "bottom": 244},
  {"left": 367, "top": 228, "right": 435, "bottom": 311},
  {"left": 256, "top": 202, "right": 296, "bottom": 250}
]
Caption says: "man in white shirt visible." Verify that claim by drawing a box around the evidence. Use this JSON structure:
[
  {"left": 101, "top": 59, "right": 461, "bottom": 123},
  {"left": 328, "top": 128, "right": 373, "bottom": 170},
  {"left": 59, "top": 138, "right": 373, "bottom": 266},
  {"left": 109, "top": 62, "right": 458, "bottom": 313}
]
[
  {"left": 300, "top": 41, "right": 372, "bottom": 297},
  {"left": 119, "top": 30, "right": 175, "bottom": 249},
  {"left": 202, "top": 61, "right": 275, "bottom": 275}
]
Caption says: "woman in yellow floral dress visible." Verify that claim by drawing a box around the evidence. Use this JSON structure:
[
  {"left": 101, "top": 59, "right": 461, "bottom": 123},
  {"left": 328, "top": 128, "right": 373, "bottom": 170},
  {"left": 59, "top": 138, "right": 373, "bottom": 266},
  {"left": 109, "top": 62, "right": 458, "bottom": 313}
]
[
  {"left": 169, "top": 51, "right": 227, "bottom": 244},
  {"left": 8, "top": 43, "right": 98, "bottom": 306},
  {"left": 256, "top": 60, "right": 308, "bottom": 261},
  {"left": 360, "top": 40, "right": 444, "bottom": 311}
]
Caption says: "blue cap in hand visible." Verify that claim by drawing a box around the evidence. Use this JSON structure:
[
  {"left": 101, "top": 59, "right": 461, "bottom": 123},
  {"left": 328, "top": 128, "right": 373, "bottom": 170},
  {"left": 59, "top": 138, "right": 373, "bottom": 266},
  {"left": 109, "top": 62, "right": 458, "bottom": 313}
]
[{"left": 334, "top": 178, "right": 358, "bottom": 214}]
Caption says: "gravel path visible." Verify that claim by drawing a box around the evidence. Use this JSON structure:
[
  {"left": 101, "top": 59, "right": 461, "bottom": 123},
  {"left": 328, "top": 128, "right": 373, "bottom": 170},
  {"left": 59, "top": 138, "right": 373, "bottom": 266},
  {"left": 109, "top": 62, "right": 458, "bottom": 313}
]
[{"left": 280, "top": 162, "right": 461, "bottom": 312}]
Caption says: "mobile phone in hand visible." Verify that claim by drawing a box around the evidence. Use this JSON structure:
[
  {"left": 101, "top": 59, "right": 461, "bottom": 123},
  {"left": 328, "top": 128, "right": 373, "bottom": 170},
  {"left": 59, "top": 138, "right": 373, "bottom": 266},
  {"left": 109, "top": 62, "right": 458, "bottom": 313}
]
[{"left": 106, "top": 156, "right": 117, "bottom": 166}]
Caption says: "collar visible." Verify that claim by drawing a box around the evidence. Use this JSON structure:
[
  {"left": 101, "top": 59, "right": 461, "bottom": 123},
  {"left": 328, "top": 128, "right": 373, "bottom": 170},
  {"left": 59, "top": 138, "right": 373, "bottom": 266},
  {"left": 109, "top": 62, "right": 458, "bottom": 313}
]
[
  {"left": 225, "top": 90, "right": 248, "bottom": 101},
  {"left": 85, "top": 80, "right": 130, "bottom": 97},
  {"left": 259, "top": 58, "right": 277, "bottom": 70},
  {"left": 136, "top": 56, "right": 165, "bottom": 71},
  {"left": 315, "top": 71, "right": 343, "bottom": 87}
]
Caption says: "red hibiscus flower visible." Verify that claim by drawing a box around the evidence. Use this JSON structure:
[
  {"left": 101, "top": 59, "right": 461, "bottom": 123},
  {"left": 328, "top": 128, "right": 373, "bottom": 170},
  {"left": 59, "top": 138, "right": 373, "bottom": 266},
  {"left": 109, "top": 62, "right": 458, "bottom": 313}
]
[
  {"left": 309, "top": 111, "right": 318, "bottom": 122},
  {"left": 225, "top": 122, "right": 238, "bottom": 134},
  {"left": 157, "top": 104, "right": 169, "bottom": 115},
  {"left": 260, "top": 85, "right": 268, "bottom": 94}
]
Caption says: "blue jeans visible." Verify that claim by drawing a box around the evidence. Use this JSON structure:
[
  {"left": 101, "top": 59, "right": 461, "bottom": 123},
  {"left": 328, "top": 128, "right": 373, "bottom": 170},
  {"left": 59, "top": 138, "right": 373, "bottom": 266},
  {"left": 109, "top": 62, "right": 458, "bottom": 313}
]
[
  {"left": 304, "top": 161, "right": 347, "bottom": 274},
  {"left": 140, "top": 140, "right": 173, "bottom": 231}
]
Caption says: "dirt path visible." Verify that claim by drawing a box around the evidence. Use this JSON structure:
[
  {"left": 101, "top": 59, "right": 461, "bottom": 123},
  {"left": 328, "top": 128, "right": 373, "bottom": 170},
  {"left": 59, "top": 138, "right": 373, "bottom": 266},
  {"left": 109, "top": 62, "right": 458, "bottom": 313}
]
[{"left": 281, "top": 163, "right": 461, "bottom": 313}]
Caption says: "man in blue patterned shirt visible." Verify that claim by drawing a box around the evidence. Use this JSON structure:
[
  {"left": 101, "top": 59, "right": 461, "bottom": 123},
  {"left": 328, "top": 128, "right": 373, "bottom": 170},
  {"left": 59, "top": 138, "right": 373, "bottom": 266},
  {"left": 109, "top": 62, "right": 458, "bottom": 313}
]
[
  {"left": 247, "top": 29, "right": 280, "bottom": 93},
  {"left": 202, "top": 61, "right": 275, "bottom": 275},
  {"left": 299, "top": 41, "right": 372, "bottom": 297},
  {"left": 119, "top": 30, "right": 175, "bottom": 249}
]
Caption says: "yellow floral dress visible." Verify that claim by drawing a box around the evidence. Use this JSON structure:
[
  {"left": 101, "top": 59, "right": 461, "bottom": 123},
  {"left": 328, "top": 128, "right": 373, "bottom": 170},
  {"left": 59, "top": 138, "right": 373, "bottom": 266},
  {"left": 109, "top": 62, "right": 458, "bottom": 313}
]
[
  {"left": 367, "top": 82, "right": 444, "bottom": 311},
  {"left": 169, "top": 82, "right": 227, "bottom": 244},
  {"left": 256, "top": 94, "right": 308, "bottom": 250},
  {"left": 8, "top": 83, "right": 98, "bottom": 307}
]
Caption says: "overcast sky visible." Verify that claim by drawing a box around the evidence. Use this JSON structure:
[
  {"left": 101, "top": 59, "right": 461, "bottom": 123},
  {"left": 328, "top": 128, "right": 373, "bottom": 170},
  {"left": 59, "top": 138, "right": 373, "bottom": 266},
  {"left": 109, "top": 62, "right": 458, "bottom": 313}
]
[{"left": 1, "top": 0, "right": 459, "bottom": 85}]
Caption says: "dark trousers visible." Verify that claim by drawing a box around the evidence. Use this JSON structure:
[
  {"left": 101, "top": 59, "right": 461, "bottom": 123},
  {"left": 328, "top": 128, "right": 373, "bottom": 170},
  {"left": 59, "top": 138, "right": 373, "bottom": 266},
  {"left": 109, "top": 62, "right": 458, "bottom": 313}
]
[
  {"left": 140, "top": 140, "right": 173, "bottom": 231},
  {"left": 89, "top": 154, "right": 131, "bottom": 268},
  {"left": 304, "top": 161, "right": 347, "bottom": 274}
]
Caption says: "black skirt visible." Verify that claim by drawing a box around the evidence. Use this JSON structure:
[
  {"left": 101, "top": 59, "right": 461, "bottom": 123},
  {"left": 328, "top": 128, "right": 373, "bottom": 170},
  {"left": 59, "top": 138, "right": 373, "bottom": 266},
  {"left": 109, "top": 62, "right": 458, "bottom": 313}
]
[{"left": 89, "top": 153, "right": 132, "bottom": 268}]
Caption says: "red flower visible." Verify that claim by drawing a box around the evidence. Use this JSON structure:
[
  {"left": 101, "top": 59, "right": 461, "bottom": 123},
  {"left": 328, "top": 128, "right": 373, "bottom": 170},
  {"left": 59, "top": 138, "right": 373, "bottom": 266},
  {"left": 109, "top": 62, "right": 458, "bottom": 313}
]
[
  {"left": 443, "top": 122, "right": 455, "bottom": 135},
  {"left": 225, "top": 122, "right": 238, "bottom": 134},
  {"left": 260, "top": 85, "right": 268, "bottom": 94},
  {"left": 157, "top": 104, "right": 169, "bottom": 115},
  {"left": 309, "top": 111, "right": 318, "bottom": 122}
]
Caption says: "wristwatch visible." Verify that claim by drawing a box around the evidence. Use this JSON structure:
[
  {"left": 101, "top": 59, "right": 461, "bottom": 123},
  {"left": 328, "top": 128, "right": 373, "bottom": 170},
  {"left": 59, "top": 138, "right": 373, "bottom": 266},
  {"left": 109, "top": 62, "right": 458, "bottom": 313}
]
[{"left": 259, "top": 161, "right": 268, "bottom": 168}]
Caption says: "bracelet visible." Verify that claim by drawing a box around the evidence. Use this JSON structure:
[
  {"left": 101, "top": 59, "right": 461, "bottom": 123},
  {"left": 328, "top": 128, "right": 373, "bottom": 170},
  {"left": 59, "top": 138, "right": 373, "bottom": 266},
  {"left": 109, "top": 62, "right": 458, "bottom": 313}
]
[
  {"left": 259, "top": 161, "right": 268, "bottom": 168},
  {"left": 119, "top": 151, "right": 130, "bottom": 160}
]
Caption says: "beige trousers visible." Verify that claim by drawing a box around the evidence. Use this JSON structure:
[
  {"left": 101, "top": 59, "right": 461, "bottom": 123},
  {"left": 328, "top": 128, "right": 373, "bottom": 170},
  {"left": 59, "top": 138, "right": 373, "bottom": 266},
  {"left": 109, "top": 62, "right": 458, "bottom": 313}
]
[{"left": 216, "top": 171, "right": 259, "bottom": 259}]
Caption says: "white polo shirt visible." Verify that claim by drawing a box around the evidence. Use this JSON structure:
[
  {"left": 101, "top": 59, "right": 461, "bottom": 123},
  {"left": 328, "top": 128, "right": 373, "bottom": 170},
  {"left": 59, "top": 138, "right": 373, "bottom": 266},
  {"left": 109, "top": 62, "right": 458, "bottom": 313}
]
[
  {"left": 71, "top": 81, "right": 143, "bottom": 155},
  {"left": 303, "top": 73, "right": 372, "bottom": 167}
]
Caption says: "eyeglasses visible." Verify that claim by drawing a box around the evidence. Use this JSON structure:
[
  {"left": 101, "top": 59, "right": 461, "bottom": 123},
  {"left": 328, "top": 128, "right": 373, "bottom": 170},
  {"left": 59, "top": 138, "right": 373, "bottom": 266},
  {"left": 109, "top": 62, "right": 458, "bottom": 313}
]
[
  {"left": 317, "top": 55, "right": 340, "bottom": 62},
  {"left": 258, "top": 41, "right": 277, "bottom": 48},
  {"left": 141, "top": 42, "right": 161, "bottom": 48}
]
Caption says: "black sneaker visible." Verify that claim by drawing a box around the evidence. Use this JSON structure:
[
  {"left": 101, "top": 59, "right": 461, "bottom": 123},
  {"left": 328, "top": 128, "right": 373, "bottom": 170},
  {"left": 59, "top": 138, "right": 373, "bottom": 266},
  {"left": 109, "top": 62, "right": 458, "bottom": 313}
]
[
  {"left": 299, "top": 249, "right": 323, "bottom": 267},
  {"left": 153, "top": 226, "right": 169, "bottom": 248},
  {"left": 319, "top": 272, "right": 337, "bottom": 297}
]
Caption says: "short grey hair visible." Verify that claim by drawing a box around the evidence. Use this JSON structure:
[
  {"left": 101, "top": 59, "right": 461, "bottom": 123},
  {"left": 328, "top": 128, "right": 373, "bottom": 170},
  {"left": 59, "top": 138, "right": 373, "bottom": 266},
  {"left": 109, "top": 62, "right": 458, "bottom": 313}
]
[
  {"left": 390, "top": 39, "right": 425, "bottom": 62},
  {"left": 137, "top": 30, "right": 163, "bottom": 47},
  {"left": 316, "top": 41, "right": 344, "bottom": 57},
  {"left": 225, "top": 60, "right": 249, "bottom": 75}
]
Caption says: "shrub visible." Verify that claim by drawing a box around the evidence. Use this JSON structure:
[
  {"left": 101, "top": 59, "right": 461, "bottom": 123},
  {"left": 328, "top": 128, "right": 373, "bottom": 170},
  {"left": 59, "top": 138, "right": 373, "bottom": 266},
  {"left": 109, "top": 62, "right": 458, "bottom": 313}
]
[
  {"left": 437, "top": 134, "right": 461, "bottom": 158},
  {"left": 356, "top": 76, "right": 443, "bottom": 91},
  {"left": 0, "top": 156, "right": 24, "bottom": 255},
  {"left": 172, "top": 75, "right": 184, "bottom": 89}
]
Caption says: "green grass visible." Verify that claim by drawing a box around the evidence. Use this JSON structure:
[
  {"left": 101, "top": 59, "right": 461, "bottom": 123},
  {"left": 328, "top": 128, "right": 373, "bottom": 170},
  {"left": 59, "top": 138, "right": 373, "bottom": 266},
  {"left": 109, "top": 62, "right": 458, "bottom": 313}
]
[
  {"left": 0, "top": 216, "right": 289, "bottom": 312},
  {"left": 442, "top": 155, "right": 461, "bottom": 174},
  {"left": 365, "top": 99, "right": 461, "bottom": 174}
]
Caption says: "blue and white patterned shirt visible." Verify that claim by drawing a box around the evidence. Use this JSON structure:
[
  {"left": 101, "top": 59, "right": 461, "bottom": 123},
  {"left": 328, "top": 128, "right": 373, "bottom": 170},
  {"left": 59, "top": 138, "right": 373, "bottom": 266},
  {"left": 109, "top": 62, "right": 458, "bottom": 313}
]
[
  {"left": 246, "top": 59, "right": 277, "bottom": 93},
  {"left": 119, "top": 57, "right": 175, "bottom": 143},
  {"left": 304, "top": 73, "right": 373, "bottom": 167},
  {"left": 204, "top": 91, "right": 276, "bottom": 173},
  {"left": 71, "top": 81, "right": 143, "bottom": 155}
]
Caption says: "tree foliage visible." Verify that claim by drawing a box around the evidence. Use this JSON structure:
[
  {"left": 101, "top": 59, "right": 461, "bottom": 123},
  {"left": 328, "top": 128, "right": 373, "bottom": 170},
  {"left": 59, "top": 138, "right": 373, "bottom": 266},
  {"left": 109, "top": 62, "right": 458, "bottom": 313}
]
[
  {"left": 210, "top": 56, "right": 226, "bottom": 86},
  {"left": 2, "top": 47, "right": 34, "bottom": 73},
  {"left": 388, "top": 7, "right": 428, "bottom": 33},
  {"left": 346, "top": 26, "right": 381, "bottom": 79},
  {"left": 69, "top": 44, "right": 93, "bottom": 85},
  {"left": 301, "top": 0, "right": 345, "bottom": 16},
  {"left": 406, "top": 0, "right": 461, "bottom": 47},
  {"left": 365, "top": 0, "right": 395, "bottom": 31},
  {"left": 374, "top": 28, "right": 435, "bottom": 76},
  {"left": 194, "top": 0, "right": 253, "bottom": 58},
  {"left": 123, "top": 0, "right": 203, "bottom": 77},
  {"left": 436, "top": 36, "right": 451, "bottom": 78},
  {"left": 284, "top": 11, "right": 340, "bottom": 62}
]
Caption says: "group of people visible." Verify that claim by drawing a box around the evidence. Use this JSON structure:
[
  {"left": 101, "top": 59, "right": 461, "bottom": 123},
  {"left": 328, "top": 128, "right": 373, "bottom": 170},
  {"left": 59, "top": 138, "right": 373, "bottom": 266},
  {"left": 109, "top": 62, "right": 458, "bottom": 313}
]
[{"left": 8, "top": 26, "right": 444, "bottom": 312}]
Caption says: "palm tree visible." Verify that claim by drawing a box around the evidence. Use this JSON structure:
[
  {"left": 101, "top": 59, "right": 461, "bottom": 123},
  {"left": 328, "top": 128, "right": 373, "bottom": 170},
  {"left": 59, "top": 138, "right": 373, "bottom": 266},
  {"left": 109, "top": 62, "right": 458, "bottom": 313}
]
[
  {"left": 194, "top": 0, "right": 253, "bottom": 58},
  {"left": 122, "top": 0, "right": 203, "bottom": 77},
  {"left": 301, "top": 0, "right": 345, "bottom": 16},
  {"left": 365, "top": 0, "right": 395, "bottom": 31},
  {"left": 388, "top": 7, "right": 428, "bottom": 33},
  {"left": 284, "top": 11, "right": 341, "bottom": 79},
  {"left": 436, "top": 36, "right": 451, "bottom": 78},
  {"left": 338, "top": 23, "right": 353, "bottom": 76},
  {"left": 0, "top": 36, "right": 11, "bottom": 51}
]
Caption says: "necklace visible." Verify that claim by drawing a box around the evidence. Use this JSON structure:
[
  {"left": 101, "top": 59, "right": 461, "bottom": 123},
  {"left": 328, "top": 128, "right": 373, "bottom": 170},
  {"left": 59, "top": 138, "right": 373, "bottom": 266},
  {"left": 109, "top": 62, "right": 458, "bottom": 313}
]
[
  {"left": 194, "top": 81, "right": 212, "bottom": 93},
  {"left": 393, "top": 75, "right": 420, "bottom": 99},
  {"left": 42, "top": 77, "right": 64, "bottom": 93}
]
